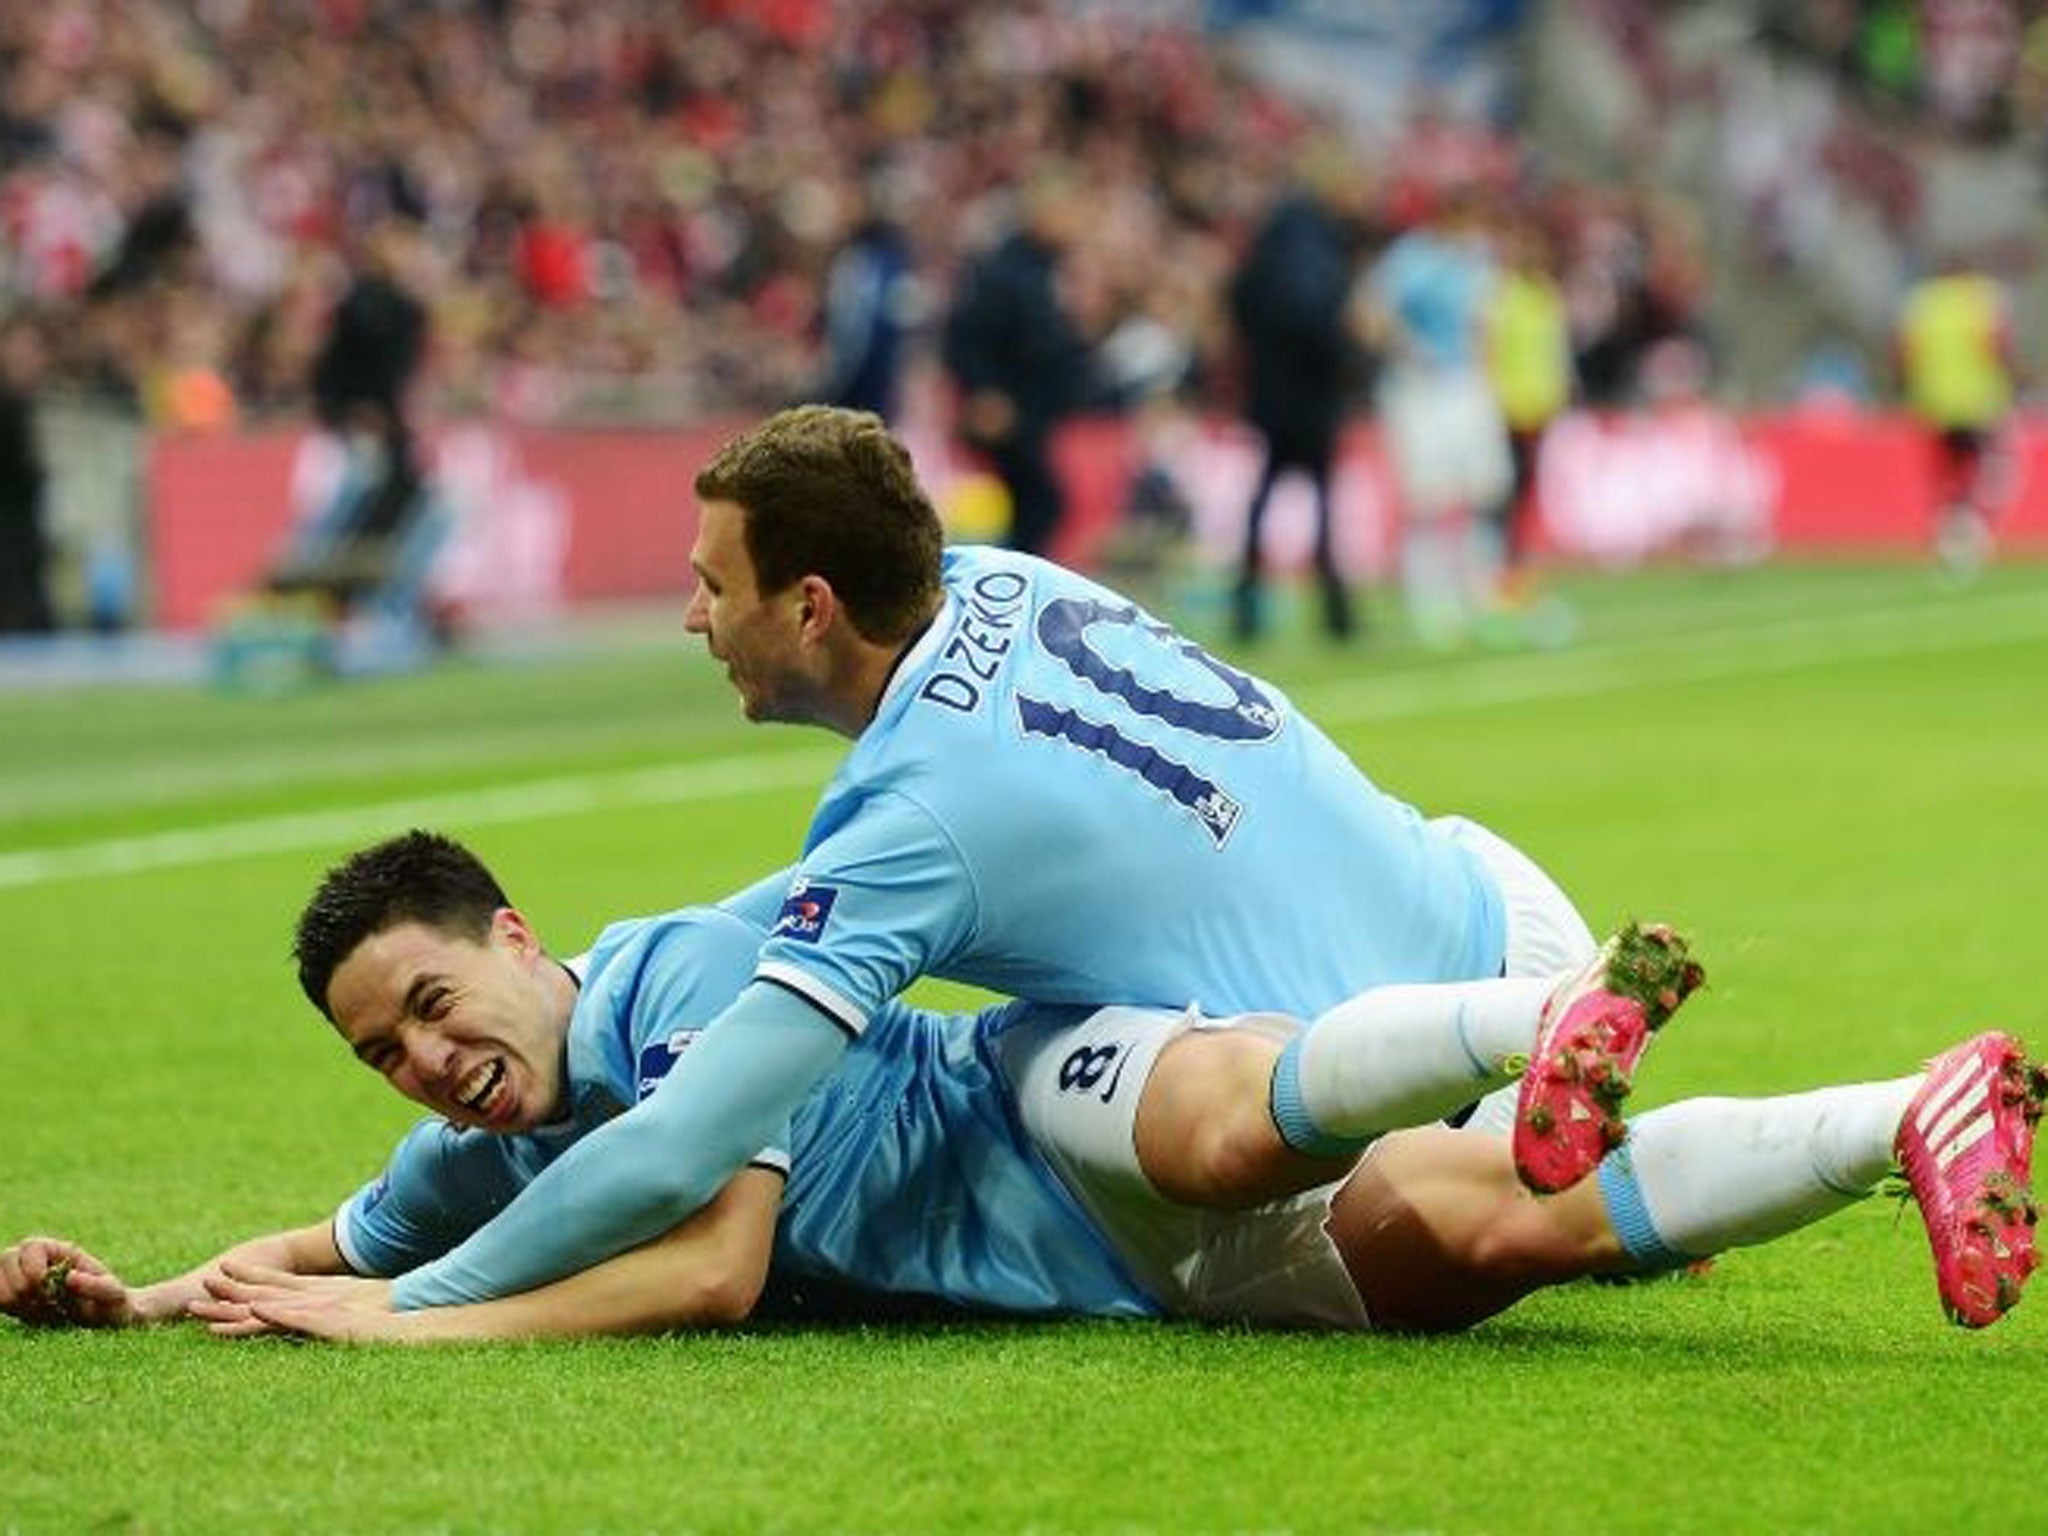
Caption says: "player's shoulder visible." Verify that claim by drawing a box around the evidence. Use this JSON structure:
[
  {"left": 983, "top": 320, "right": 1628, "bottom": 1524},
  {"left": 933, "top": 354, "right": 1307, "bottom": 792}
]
[
  {"left": 942, "top": 543, "right": 1111, "bottom": 598},
  {"left": 936, "top": 546, "right": 1162, "bottom": 664},
  {"left": 383, "top": 1112, "right": 552, "bottom": 1191},
  {"left": 580, "top": 906, "right": 763, "bottom": 995},
  {"left": 940, "top": 543, "right": 1051, "bottom": 602},
  {"left": 570, "top": 903, "right": 764, "bottom": 1053}
]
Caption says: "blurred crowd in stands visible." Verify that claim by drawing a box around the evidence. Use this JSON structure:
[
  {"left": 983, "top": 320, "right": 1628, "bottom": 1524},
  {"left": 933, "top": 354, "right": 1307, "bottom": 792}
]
[
  {"left": 0, "top": 0, "right": 2037, "bottom": 644},
  {"left": 1763, "top": 0, "right": 2048, "bottom": 145},
  {"left": 1574, "top": 0, "right": 2043, "bottom": 391},
  {"left": 0, "top": 0, "right": 1715, "bottom": 438}
]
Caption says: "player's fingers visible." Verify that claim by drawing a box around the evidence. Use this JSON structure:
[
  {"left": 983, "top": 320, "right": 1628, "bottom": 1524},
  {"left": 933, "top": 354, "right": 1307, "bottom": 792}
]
[
  {"left": 41, "top": 1238, "right": 100, "bottom": 1267},
  {"left": 206, "top": 1277, "right": 307, "bottom": 1315},
  {"left": 201, "top": 1270, "right": 263, "bottom": 1304},
  {"left": 193, "top": 1296, "right": 301, "bottom": 1340},
  {"left": 217, "top": 1258, "right": 297, "bottom": 1286},
  {"left": 65, "top": 1268, "right": 124, "bottom": 1303},
  {"left": 19, "top": 1237, "right": 93, "bottom": 1275},
  {"left": 64, "top": 1249, "right": 113, "bottom": 1278},
  {"left": 250, "top": 1300, "right": 346, "bottom": 1341},
  {"left": 18, "top": 1240, "right": 106, "bottom": 1314},
  {"left": 2, "top": 1244, "right": 77, "bottom": 1324},
  {"left": 14, "top": 1242, "right": 49, "bottom": 1289},
  {"left": 224, "top": 1266, "right": 362, "bottom": 1303},
  {"left": 52, "top": 1273, "right": 119, "bottom": 1327}
]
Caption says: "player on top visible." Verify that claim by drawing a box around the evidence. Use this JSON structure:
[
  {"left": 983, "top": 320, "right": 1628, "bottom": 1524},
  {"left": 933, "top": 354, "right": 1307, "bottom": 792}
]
[
  {"left": 342, "top": 407, "right": 1712, "bottom": 1313},
  {"left": 7, "top": 832, "right": 2037, "bottom": 1340}
]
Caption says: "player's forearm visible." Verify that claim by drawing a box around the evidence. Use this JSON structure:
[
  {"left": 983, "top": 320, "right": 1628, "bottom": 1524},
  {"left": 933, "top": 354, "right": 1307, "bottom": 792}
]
[
  {"left": 134, "top": 1223, "right": 345, "bottom": 1323},
  {"left": 391, "top": 986, "right": 846, "bottom": 1309},
  {"left": 395, "top": 1171, "right": 780, "bottom": 1342}
]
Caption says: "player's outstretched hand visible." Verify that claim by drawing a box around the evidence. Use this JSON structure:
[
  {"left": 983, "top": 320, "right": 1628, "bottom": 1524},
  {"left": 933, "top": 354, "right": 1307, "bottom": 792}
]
[
  {"left": 194, "top": 1260, "right": 411, "bottom": 1343},
  {"left": 0, "top": 1237, "right": 142, "bottom": 1328}
]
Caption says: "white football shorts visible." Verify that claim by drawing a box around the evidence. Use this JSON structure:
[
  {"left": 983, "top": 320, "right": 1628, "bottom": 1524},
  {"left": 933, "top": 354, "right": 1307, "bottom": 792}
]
[
  {"left": 1432, "top": 815, "right": 1597, "bottom": 980},
  {"left": 1377, "top": 364, "right": 1512, "bottom": 516},
  {"left": 992, "top": 1001, "right": 1369, "bottom": 1328}
]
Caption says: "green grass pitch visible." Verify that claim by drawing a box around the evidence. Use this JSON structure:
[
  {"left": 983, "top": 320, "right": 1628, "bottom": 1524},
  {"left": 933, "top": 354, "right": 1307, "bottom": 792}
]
[{"left": 4, "top": 559, "right": 2046, "bottom": 1534}]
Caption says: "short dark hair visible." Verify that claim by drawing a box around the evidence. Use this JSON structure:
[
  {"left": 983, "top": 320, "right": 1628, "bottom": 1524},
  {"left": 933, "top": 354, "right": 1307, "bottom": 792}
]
[
  {"left": 694, "top": 405, "right": 944, "bottom": 644},
  {"left": 293, "top": 830, "right": 508, "bottom": 1018}
]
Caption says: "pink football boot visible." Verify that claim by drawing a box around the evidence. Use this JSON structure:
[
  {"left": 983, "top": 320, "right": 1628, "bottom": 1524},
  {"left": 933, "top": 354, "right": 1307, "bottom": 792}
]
[
  {"left": 1895, "top": 1031, "right": 2045, "bottom": 1328},
  {"left": 1513, "top": 922, "right": 1705, "bottom": 1194}
]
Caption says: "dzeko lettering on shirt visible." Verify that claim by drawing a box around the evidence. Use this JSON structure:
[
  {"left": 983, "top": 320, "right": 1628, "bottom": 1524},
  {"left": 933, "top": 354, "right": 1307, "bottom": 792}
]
[{"left": 917, "top": 570, "right": 1028, "bottom": 715}]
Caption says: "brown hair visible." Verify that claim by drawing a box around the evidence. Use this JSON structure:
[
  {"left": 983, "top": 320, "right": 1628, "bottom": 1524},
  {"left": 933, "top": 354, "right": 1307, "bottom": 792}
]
[{"left": 694, "top": 405, "right": 944, "bottom": 644}]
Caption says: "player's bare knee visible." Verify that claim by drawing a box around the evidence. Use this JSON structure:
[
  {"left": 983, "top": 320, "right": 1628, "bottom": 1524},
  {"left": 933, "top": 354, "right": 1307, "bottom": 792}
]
[
  {"left": 1141, "top": 1099, "right": 1272, "bottom": 1207},
  {"left": 1135, "top": 1031, "right": 1294, "bottom": 1207}
]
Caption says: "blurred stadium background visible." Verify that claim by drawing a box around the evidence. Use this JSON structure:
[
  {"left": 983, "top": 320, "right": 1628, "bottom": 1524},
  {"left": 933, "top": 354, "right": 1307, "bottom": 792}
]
[{"left": 1, "top": 0, "right": 2045, "bottom": 674}]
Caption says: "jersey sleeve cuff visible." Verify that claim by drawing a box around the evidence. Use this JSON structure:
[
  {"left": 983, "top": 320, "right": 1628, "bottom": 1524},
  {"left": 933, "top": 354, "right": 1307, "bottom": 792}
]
[
  {"left": 754, "top": 961, "right": 868, "bottom": 1038},
  {"left": 748, "top": 1148, "right": 792, "bottom": 1176},
  {"left": 330, "top": 1199, "right": 380, "bottom": 1277}
]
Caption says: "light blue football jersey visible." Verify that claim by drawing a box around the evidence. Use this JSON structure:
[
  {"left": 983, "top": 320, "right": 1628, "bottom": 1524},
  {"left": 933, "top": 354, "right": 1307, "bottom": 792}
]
[
  {"left": 1371, "top": 230, "right": 1496, "bottom": 372},
  {"left": 335, "top": 897, "right": 1157, "bottom": 1319},
  {"left": 754, "top": 547, "right": 1504, "bottom": 1035}
]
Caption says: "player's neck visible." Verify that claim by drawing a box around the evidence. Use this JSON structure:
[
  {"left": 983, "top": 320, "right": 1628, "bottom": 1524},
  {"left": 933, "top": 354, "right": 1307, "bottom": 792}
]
[
  {"left": 822, "top": 643, "right": 895, "bottom": 738},
  {"left": 833, "top": 610, "right": 938, "bottom": 738}
]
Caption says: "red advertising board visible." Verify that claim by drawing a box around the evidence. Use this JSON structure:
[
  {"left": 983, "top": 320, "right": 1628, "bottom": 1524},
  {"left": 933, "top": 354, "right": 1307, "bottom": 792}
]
[{"left": 145, "top": 409, "right": 2048, "bottom": 632}]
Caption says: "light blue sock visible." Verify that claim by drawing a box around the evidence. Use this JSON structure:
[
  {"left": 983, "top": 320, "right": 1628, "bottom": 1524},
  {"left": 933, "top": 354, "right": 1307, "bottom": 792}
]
[
  {"left": 1597, "top": 1143, "right": 1702, "bottom": 1273},
  {"left": 1269, "top": 1034, "right": 1374, "bottom": 1158}
]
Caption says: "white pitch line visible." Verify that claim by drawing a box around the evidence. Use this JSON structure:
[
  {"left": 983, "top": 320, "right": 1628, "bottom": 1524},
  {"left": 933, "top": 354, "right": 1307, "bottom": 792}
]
[
  {"left": 0, "top": 749, "right": 840, "bottom": 891},
  {"left": 3, "top": 586, "right": 2045, "bottom": 893}
]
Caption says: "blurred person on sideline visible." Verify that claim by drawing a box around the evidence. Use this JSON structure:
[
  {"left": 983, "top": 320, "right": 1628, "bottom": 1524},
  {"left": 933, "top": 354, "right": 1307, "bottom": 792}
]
[
  {"left": 1226, "top": 139, "right": 1373, "bottom": 643},
  {"left": 1366, "top": 186, "right": 1511, "bottom": 649},
  {"left": 1088, "top": 224, "right": 1215, "bottom": 588},
  {"left": 941, "top": 170, "right": 1094, "bottom": 556},
  {"left": 268, "top": 218, "right": 431, "bottom": 612},
  {"left": 1482, "top": 210, "right": 1573, "bottom": 606},
  {"left": 812, "top": 176, "right": 919, "bottom": 422},
  {"left": 0, "top": 314, "right": 52, "bottom": 633},
  {"left": 1894, "top": 252, "right": 2021, "bottom": 576},
  {"left": 6, "top": 832, "right": 2036, "bottom": 1341}
]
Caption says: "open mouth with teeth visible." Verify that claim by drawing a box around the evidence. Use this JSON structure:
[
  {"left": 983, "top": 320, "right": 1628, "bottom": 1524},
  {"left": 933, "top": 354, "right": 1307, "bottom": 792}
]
[{"left": 456, "top": 1057, "right": 510, "bottom": 1122}]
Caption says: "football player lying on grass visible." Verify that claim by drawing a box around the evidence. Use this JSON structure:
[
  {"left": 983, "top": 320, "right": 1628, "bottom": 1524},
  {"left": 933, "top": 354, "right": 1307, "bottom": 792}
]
[{"left": 4, "top": 832, "right": 2041, "bottom": 1341}]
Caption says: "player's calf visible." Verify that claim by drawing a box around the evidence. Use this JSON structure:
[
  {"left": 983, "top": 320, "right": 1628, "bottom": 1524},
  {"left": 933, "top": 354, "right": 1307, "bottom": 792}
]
[{"left": 1513, "top": 922, "right": 1705, "bottom": 1194}]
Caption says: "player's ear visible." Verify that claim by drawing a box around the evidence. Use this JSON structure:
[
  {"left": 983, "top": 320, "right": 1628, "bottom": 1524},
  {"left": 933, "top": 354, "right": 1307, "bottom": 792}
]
[
  {"left": 491, "top": 906, "right": 542, "bottom": 961},
  {"left": 796, "top": 574, "right": 838, "bottom": 641}
]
